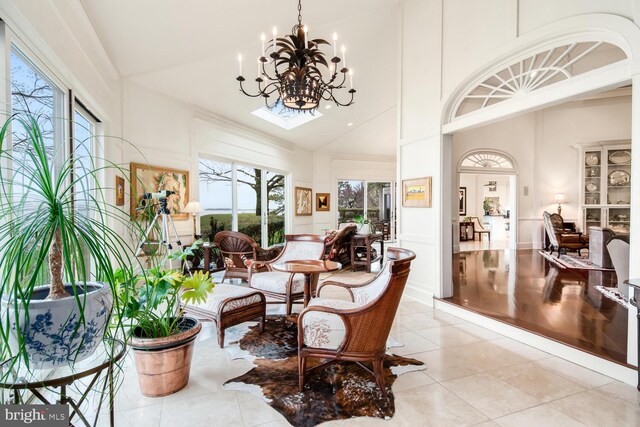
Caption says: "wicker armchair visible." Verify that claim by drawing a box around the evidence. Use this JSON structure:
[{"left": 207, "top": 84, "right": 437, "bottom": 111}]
[
  {"left": 543, "top": 211, "right": 588, "bottom": 256},
  {"left": 323, "top": 224, "right": 357, "bottom": 266},
  {"left": 214, "top": 231, "right": 281, "bottom": 283},
  {"left": 297, "top": 247, "right": 416, "bottom": 395},
  {"left": 248, "top": 234, "right": 325, "bottom": 315}
]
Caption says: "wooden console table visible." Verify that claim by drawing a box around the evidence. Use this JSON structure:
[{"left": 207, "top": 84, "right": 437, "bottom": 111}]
[{"left": 350, "top": 233, "right": 384, "bottom": 272}]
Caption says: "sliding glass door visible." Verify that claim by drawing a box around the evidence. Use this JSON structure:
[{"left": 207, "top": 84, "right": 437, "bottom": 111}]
[
  {"left": 338, "top": 179, "right": 395, "bottom": 240},
  {"left": 199, "top": 159, "right": 286, "bottom": 246}
]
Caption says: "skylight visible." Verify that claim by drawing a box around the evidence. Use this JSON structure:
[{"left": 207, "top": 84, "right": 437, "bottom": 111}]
[{"left": 252, "top": 102, "right": 322, "bottom": 130}]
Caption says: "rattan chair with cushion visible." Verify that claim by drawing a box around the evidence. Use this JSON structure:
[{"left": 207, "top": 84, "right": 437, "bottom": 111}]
[
  {"left": 248, "top": 234, "right": 326, "bottom": 315},
  {"left": 214, "top": 231, "right": 281, "bottom": 283},
  {"left": 323, "top": 224, "right": 357, "bottom": 266},
  {"left": 297, "top": 247, "right": 416, "bottom": 395},
  {"left": 543, "top": 211, "right": 588, "bottom": 256}
]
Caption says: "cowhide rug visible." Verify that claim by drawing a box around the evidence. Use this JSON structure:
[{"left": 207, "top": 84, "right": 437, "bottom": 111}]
[{"left": 223, "top": 316, "right": 426, "bottom": 427}]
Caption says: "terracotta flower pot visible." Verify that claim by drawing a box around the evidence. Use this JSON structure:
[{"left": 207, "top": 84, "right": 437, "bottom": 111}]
[{"left": 129, "top": 317, "right": 202, "bottom": 397}]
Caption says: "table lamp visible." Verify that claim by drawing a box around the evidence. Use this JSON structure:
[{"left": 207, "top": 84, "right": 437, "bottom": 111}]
[
  {"left": 183, "top": 201, "right": 202, "bottom": 240},
  {"left": 554, "top": 193, "right": 565, "bottom": 216}
]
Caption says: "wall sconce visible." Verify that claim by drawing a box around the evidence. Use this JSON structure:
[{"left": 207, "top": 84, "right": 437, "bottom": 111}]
[
  {"left": 183, "top": 201, "right": 202, "bottom": 239},
  {"left": 554, "top": 193, "right": 565, "bottom": 216}
]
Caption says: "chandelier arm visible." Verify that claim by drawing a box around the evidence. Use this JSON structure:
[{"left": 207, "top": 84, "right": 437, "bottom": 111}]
[
  {"left": 325, "top": 88, "right": 355, "bottom": 107},
  {"left": 327, "top": 72, "right": 347, "bottom": 89},
  {"left": 238, "top": 78, "right": 267, "bottom": 98}
]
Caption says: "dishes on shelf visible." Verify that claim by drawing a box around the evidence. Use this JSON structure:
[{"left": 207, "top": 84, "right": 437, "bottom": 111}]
[
  {"left": 585, "top": 183, "right": 598, "bottom": 192},
  {"left": 610, "top": 224, "right": 630, "bottom": 234},
  {"left": 585, "top": 154, "right": 599, "bottom": 166},
  {"left": 609, "top": 150, "right": 632, "bottom": 165},
  {"left": 613, "top": 214, "right": 629, "bottom": 221},
  {"left": 608, "top": 170, "right": 631, "bottom": 186}
]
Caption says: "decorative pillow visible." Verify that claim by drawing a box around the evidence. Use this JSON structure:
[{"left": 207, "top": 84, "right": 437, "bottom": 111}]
[{"left": 324, "top": 229, "right": 338, "bottom": 243}]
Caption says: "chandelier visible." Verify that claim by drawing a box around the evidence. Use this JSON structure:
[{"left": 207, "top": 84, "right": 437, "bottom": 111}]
[{"left": 236, "top": 0, "right": 355, "bottom": 112}]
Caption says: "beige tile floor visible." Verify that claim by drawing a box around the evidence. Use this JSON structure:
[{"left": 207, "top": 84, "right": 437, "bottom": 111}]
[{"left": 107, "top": 270, "right": 640, "bottom": 427}]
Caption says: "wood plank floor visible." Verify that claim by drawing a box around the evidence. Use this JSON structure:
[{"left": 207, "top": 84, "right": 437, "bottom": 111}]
[{"left": 445, "top": 250, "right": 628, "bottom": 365}]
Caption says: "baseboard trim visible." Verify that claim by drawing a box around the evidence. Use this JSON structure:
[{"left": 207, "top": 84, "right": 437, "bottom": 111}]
[
  {"left": 404, "top": 281, "right": 434, "bottom": 306},
  {"left": 433, "top": 298, "right": 637, "bottom": 386}
]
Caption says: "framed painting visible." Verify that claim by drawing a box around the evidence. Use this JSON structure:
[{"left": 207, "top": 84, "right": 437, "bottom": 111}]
[
  {"left": 295, "top": 186, "right": 313, "bottom": 216},
  {"left": 459, "top": 187, "right": 467, "bottom": 216},
  {"left": 402, "top": 177, "right": 431, "bottom": 208},
  {"left": 115, "top": 175, "right": 125, "bottom": 206},
  {"left": 316, "top": 193, "right": 330, "bottom": 211},
  {"left": 130, "top": 162, "right": 189, "bottom": 219}
]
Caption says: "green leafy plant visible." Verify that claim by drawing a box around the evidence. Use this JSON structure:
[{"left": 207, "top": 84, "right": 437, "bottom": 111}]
[
  {"left": 115, "top": 241, "right": 215, "bottom": 339},
  {"left": 0, "top": 114, "right": 134, "bottom": 366},
  {"left": 353, "top": 214, "right": 369, "bottom": 225}
]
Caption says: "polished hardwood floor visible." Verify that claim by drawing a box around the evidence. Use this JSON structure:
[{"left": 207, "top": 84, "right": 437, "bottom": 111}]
[{"left": 444, "top": 250, "right": 628, "bottom": 365}]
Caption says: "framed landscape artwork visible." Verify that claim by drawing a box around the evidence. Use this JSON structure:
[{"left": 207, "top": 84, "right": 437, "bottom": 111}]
[
  {"left": 116, "top": 175, "right": 125, "bottom": 206},
  {"left": 459, "top": 187, "right": 467, "bottom": 216},
  {"left": 316, "top": 193, "right": 330, "bottom": 211},
  {"left": 130, "top": 162, "right": 189, "bottom": 219},
  {"left": 402, "top": 177, "right": 432, "bottom": 208},
  {"left": 295, "top": 187, "right": 313, "bottom": 216}
]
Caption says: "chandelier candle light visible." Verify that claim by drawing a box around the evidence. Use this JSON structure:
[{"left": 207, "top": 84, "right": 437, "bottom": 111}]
[{"left": 236, "top": 0, "right": 355, "bottom": 112}]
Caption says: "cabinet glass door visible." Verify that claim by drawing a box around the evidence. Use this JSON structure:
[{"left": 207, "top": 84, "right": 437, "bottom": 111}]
[{"left": 584, "top": 150, "right": 601, "bottom": 205}]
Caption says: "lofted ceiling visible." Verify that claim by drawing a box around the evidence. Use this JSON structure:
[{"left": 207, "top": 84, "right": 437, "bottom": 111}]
[{"left": 80, "top": 0, "right": 400, "bottom": 153}]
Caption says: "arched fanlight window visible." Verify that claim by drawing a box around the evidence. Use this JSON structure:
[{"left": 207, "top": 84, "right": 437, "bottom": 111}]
[
  {"left": 460, "top": 151, "right": 515, "bottom": 172},
  {"left": 454, "top": 41, "right": 627, "bottom": 117}
]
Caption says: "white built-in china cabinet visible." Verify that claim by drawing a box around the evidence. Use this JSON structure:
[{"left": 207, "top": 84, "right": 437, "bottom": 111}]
[{"left": 579, "top": 141, "right": 631, "bottom": 234}]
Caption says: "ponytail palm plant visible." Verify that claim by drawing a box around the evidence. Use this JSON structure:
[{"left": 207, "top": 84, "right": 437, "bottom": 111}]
[{"left": 0, "top": 114, "right": 134, "bottom": 370}]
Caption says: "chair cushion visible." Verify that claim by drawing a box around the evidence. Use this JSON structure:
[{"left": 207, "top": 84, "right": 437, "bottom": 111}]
[
  {"left": 351, "top": 262, "right": 392, "bottom": 305},
  {"left": 302, "top": 298, "right": 360, "bottom": 350},
  {"left": 250, "top": 272, "right": 305, "bottom": 294},
  {"left": 188, "top": 284, "right": 262, "bottom": 314}
]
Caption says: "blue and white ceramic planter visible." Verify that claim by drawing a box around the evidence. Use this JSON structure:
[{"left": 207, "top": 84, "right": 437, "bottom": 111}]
[{"left": 3, "top": 283, "right": 113, "bottom": 369}]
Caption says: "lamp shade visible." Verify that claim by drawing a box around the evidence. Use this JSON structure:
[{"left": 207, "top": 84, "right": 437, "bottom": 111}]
[
  {"left": 554, "top": 193, "right": 565, "bottom": 204},
  {"left": 183, "top": 201, "right": 202, "bottom": 214}
]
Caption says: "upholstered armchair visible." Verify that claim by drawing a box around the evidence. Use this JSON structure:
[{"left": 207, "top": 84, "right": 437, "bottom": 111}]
[
  {"left": 588, "top": 227, "right": 617, "bottom": 268},
  {"left": 543, "top": 211, "right": 588, "bottom": 256},
  {"left": 214, "top": 231, "right": 281, "bottom": 283},
  {"left": 248, "top": 234, "right": 325, "bottom": 315},
  {"left": 323, "top": 224, "right": 357, "bottom": 266},
  {"left": 607, "top": 235, "right": 630, "bottom": 298},
  {"left": 297, "top": 247, "right": 416, "bottom": 395}
]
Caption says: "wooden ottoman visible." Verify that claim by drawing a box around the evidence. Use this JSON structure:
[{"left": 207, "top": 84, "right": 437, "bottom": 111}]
[{"left": 182, "top": 284, "right": 266, "bottom": 348}]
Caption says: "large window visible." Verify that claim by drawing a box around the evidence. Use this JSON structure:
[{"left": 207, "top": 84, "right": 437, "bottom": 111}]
[
  {"left": 338, "top": 180, "right": 394, "bottom": 239},
  {"left": 9, "top": 46, "right": 101, "bottom": 280},
  {"left": 199, "top": 159, "right": 286, "bottom": 246}
]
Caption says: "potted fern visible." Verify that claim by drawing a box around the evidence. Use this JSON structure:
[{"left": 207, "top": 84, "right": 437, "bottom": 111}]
[
  {"left": 0, "top": 115, "right": 133, "bottom": 371},
  {"left": 115, "top": 242, "right": 214, "bottom": 397}
]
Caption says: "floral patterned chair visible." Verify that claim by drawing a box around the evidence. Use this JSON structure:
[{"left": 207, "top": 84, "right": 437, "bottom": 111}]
[
  {"left": 214, "top": 231, "right": 281, "bottom": 283},
  {"left": 323, "top": 224, "right": 357, "bottom": 266},
  {"left": 297, "top": 247, "right": 416, "bottom": 395},
  {"left": 248, "top": 234, "right": 326, "bottom": 315}
]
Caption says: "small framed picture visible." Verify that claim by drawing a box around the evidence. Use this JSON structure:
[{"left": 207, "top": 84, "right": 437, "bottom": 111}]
[
  {"left": 295, "top": 186, "right": 313, "bottom": 216},
  {"left": 402, "top": 177, "right": 432, "bottom": 208},
  {"left": 316, "top": 193, "right": 330, "bottom": 211},
  {"left": 116, "top": 175, "right": 125, "bottom": 206},
  {"left": 459, "top": 187, "right": 467, "bottom": 216}
]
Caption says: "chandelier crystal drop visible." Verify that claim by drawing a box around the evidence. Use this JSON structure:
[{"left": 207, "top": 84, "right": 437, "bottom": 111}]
[{"left": 236, "top": 0, "right": 355, "bottom": 113}]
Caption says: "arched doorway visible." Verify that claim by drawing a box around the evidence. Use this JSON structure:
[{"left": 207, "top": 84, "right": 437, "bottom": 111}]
[
  {"left": 437, "top": 14, "right": 640, "bottom": 373},
  {"left": 457, "top": 150, "right": 518, "bottom": 251}
]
